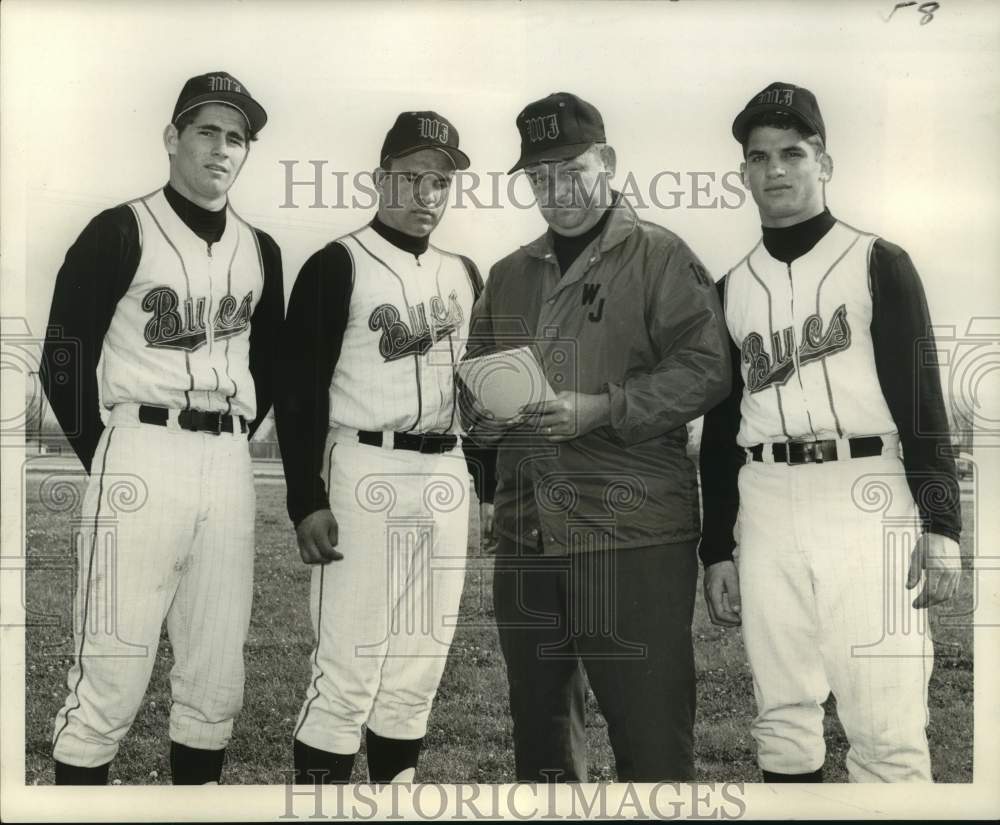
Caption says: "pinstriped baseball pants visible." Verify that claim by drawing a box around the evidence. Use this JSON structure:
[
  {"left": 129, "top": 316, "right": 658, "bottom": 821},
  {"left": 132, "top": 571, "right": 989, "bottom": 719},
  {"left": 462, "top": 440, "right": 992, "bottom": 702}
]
[
  {"left": 293, "top": 436, "right": 470, "bottom": 756},
  {"left": 52, "top": 412, "right": 255, "bottom": 768},
  {"left": 736, "top": 454, "right": 933, "bottom": 782}
]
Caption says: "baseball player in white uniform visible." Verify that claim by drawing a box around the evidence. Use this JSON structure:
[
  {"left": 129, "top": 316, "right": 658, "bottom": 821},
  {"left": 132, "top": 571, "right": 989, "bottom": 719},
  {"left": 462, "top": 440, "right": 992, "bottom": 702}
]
[
  {"left": 40, "top": 72, "right": 283, "bottom": 784},
  {"left": 699, "top": 82, "right": 962, "bottom": 782},
  {"left": 274, "top": 111, "right": 492, "bottom": 784}
]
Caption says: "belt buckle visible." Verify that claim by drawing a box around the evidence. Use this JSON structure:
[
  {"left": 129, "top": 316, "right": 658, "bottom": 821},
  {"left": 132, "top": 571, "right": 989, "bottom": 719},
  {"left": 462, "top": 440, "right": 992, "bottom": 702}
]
[
  {"left": 206, "top": 411, "right": 224, "bottom": 436},
  {"left": 786, "top": 441, "right": 820, "bottom": 465}
]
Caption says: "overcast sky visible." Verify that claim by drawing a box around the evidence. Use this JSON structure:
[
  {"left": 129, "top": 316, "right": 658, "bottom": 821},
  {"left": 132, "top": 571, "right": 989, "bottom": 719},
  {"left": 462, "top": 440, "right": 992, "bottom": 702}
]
[{"left": 3, "top": 0, "right": 999, "bottom": 368}]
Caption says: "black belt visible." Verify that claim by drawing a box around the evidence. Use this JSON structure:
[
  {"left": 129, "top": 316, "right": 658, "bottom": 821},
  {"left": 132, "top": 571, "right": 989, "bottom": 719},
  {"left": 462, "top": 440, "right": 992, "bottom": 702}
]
[
  {"left": 749, "top": 436, "right": 884, "bottom": 465},
  {"left": 138, "top": 405, "right": 248, "bottom": 435},
  {"left": 357, "top": 430, "right": 458, "bottom": 454}
]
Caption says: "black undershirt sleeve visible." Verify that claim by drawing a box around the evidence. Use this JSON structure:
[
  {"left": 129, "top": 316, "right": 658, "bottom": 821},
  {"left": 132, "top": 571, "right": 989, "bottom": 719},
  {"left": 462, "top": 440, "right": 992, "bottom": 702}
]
[
  {"left": 40, "top": 206, "right": 141, "bottom": 473},
  {"left": 247, "top": 230, "right": 284, "bottom": 438},
  {"left": 274, "top": 242, "right": 353, "bottom": 526},
  {"left": 870, "top": 240, "right": 962, "bottom": 541},
  {"left": 697, "top": 275, "right": 745, "bottom": 567},
  {"left": 458, "top": 255, "right": 497, "bottom": 504}
]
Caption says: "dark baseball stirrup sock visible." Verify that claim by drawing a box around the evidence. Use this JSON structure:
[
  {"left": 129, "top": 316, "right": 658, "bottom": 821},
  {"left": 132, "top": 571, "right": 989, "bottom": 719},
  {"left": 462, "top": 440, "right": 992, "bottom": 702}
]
[
  {"left": 293, "top": 738, "right": 356, "bottom": 784},
  {"left": 365, "top": 729, "right": 423, "bottom": 783},
  {"left": 54, "top": 759, "right": 111, "bottom": 785},
  {"left": 170, "top": 741, "right": 226, "bottom": 784},
  {"left": 762, "top": 767, "right": 824, "bottom": 783}
]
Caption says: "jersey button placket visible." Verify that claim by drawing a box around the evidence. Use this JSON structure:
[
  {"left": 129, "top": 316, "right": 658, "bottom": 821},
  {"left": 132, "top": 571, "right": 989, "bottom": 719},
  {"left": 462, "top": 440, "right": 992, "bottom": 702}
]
[{"left": 786, "top": 262, "right": 817, "bottom": 439}]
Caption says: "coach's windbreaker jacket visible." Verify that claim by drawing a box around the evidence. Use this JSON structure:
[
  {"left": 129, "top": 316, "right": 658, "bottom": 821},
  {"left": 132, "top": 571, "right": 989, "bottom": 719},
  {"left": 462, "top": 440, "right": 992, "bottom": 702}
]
[{"left": 469, "top": 198, "right": 731, "bottom": 552}]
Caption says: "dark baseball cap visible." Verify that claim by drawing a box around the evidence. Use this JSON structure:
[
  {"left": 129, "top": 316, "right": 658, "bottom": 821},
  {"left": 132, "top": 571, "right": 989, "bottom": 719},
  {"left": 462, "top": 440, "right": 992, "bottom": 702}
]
[
  {"left": 380, "top": 111, "right": 470, "bottom": 170},
  {"left": 509, "top": 92, "right": 606, "bottom": 174},
  {"left": 732, "top": 82, "right": 825, "bottom": 145},
  {"left": 172, "top": 71, "right": 267, "bottom": 136}
]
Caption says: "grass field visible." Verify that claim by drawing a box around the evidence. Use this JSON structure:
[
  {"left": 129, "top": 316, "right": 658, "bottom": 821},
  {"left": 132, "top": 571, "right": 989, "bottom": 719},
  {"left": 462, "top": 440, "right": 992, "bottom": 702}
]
[{"left": 22, "top": 471, "right": 975, "bottom": 785}]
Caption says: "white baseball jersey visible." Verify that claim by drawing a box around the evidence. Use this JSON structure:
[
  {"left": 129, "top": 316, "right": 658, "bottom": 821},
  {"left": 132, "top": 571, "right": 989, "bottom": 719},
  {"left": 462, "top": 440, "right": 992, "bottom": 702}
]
[
  {"left": 43, "top": 183, "right": 284, "bottom": 775},
  {"left": 328, "top": 225, "right": 477, "bottom": 434},
  {"left": 275, "top": 218, "right": 486, "bottom": 525},
  {"left": 724, "top": 221, "right": 896, "bottom": 447},
  {"left": 699, "top": 209, "right": 960, "bottom": 782},
  {"left": 102, "top": 189, "right": 266, "bottom": 419}
]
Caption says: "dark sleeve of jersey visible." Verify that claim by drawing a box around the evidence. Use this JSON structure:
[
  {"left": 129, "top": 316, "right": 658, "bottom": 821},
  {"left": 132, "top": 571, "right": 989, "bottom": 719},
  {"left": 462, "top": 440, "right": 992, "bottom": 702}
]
[
  {"left": 870, "top": 240, "right": 962, "bottom": 541},
  {"left": 698, "top": 275, "right": 746, "bottom": 567},
  {"left": 458, "top": 254, "right": 497, "bottom": 504},
  {"left": 247, "top": 230, "right": 285, "bottom": 439},
  {"left": 39, "top": 206, "right": 140, "bottom": 474},
  {"left": 274, "top": 242, "right": 353, "bottom": 526}
]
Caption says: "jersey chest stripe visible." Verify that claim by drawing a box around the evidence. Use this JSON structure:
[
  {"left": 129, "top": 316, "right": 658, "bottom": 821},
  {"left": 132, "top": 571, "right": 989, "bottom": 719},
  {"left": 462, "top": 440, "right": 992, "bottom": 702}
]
[
  {"left": 814, "top": 233, "right": 860, "bottom": 314},
  {"left": 127, "top": 202, "right": 143, "bottom": 248},
  {"left": 141, "top": 198, "right": 193, "bottom": 298},
  {"left": 229, "top": 206, "right": 267, "bottom": 290},
  {"left": 221, "top": 229, "right": 243, "bottom": 415},
  {"left": 746, "top": 258, "right": 790, "bottom": 439},
  {"left": 343, "top": 242, "right": 357, "bottom": 287},
  {"left": 141, "top": 197, "right": 195, "bottom": 409},
  {"left": 350, "top": 234, "right": 423, "bottom": 433},
  {"left": 52, "top": 426, "right": 117, "bottom": 753},
  {"left": 433, "top": 254, "right": 459, "bottom": 435},
  {"left": 815, "top": 232, "right": 860, "bottom": 439}
]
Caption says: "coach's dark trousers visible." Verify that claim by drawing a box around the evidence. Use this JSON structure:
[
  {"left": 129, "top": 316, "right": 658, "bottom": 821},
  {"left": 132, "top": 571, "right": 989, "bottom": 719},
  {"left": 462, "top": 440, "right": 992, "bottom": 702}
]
[{"left": 493, "top": 535, "right": 698, "bottom": 782}]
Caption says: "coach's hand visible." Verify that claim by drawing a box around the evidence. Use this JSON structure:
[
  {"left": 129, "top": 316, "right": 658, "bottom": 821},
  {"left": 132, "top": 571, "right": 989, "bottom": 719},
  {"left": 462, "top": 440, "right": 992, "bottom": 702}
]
[
  {"left": 907, "top": 533, "right": 961, "bottom": 609},
  {"left": 704, "top": 560, "right": 742, "bottom": 627},
  {"left": 296, "top": 509, "right": 344, "bottom": 565},
  {"left": 519, "top": 391, "right": 611, "bottom": 442}
]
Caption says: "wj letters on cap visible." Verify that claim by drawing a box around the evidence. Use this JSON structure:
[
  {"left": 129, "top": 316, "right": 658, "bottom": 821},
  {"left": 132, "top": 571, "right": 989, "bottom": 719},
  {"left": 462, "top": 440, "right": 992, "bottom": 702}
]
[
  {"left": 417, "top": 117, "right": 450, "bottom": 144},
  {"left": 526, "top": 113, "right": 560, "bottom": 143}
]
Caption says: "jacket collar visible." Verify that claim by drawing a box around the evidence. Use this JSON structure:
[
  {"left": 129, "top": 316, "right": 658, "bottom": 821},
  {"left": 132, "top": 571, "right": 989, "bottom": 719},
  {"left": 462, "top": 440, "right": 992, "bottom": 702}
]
[{"left": 521, "top": 193, "right": 638, "bottom": 264}]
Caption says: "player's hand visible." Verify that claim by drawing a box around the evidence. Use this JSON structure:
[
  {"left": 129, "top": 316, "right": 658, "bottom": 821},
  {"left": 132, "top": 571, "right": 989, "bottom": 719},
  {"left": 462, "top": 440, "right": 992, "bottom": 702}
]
[
  {"left": 906, "top": 533, "right": 961, "bottom": 609},
  {"left": 518, "top": 391, "right": 611, "bottom": 442},
  {"left": 703, "top": 560, "right": 742, "bottom": 627},
  {"left": 481, "top": 502, "right": 496, "bottom": 552},
  {"left": 295, "top": 509, "right": 343, "bottom": 565}
]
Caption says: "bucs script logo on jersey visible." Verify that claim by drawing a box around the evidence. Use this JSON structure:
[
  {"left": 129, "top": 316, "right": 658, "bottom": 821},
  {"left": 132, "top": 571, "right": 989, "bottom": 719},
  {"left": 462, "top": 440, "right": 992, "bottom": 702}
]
[
  {"left": 369, "top": 291, "right": 464, "bottom": 362},
  {"left": 743, "top": 303, "right": 851, "bottom": 393},
  {"left": 142, "top": 286, "right": 253, "bottom": 351}
]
